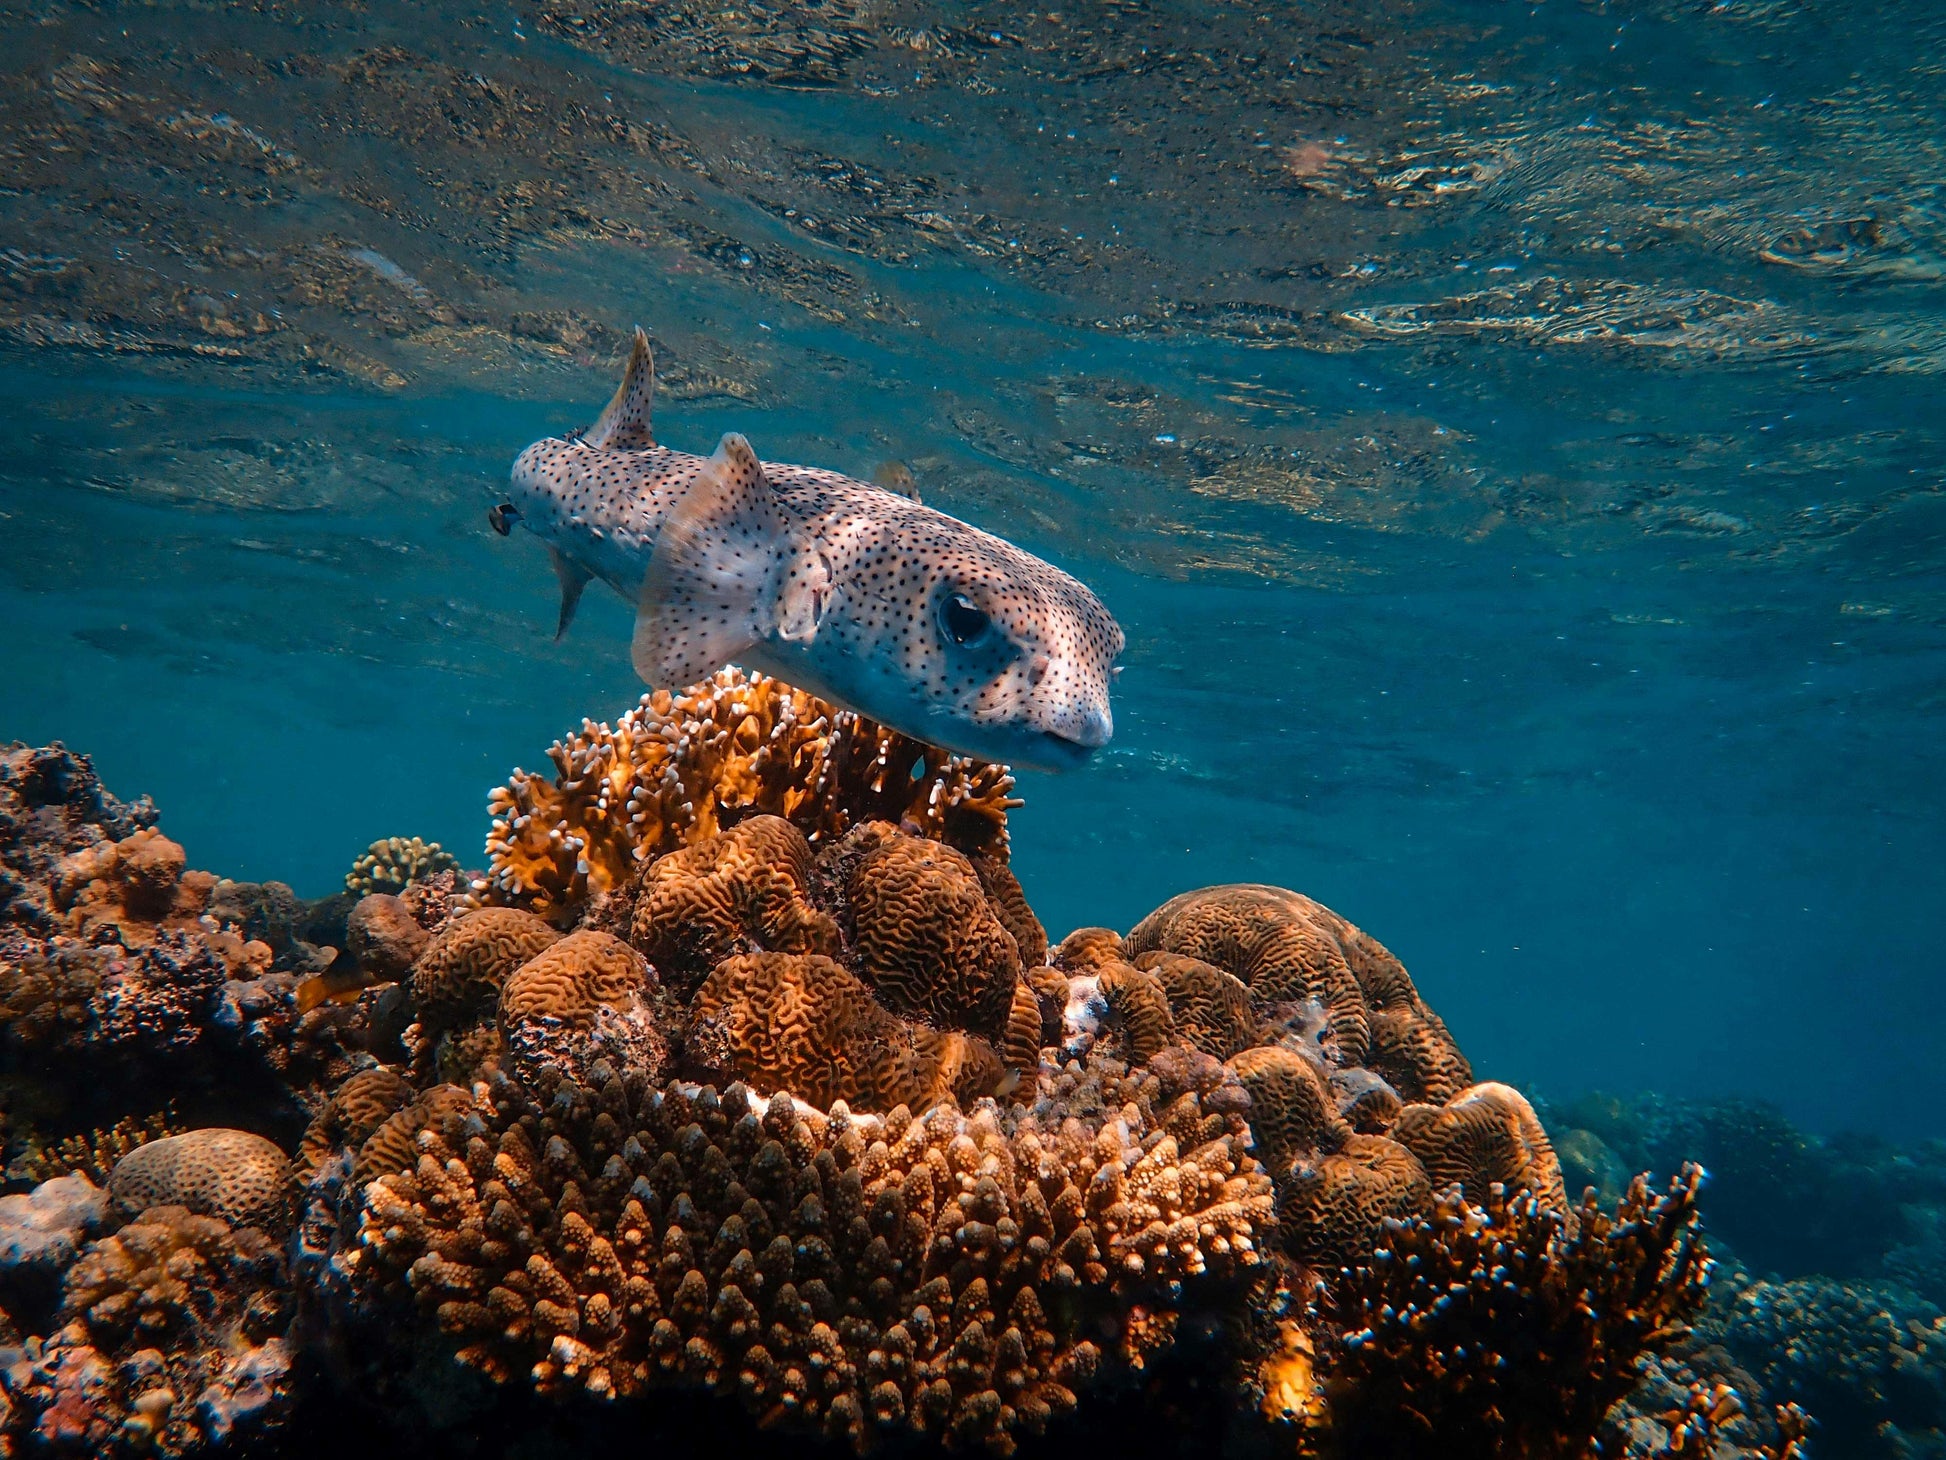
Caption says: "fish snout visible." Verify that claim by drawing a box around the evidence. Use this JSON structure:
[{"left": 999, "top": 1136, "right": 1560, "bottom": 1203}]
[{"left": 1032, "top": 676, "right": 1114, "bottom": 751}]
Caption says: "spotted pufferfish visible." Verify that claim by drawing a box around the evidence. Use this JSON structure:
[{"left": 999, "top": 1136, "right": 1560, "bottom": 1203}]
[{"left": 491, "top": 328, "right": 1124, "bottom": 771}]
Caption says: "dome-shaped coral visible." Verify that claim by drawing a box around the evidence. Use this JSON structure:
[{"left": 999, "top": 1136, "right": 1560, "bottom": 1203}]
[
  {"left": 818, "top": 821, "right": 1023, "bottom": 1043},
  {"left": 297, "top": 1066, "right": 415, "bottom": 1180},
  {"left": 629, "top": 813, "right": 837, "bottom": 994},
  {"left": 690, "top": 952, "right": 1005, "bottom": 1111},
  {"left": 343, "top": 893, "right": 429, "bottom": 980},
  {"left": 108, "top": 1129, "right": 290, "bottom": 1233},
  {"left": 408, "top": 906, "right": 559, "bottom": 1036},
  {"left": 480, "top": 670, "right": 1021, "bottom": 921},
  {"left": 499, "top": 930, "right": 661, "bottom": 1086},
  {"left": 1140, "top": 951, "right": 1255, "bottom": 1061},
  {"left": 1392, "top": 1081, "right": 1568, "bottom": 1212},
  {"left": 1226, "top": 1046, "right": 1351, "bottom": 1174},
  {"left": 1279, "top": 1133, "right": 1434, "bottom": 1267}
]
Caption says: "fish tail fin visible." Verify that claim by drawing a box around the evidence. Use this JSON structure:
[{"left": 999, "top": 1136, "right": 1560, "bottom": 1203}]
[
  {"left": 633, "top": 432, "right": 780, "bottom": 687},
  {"left": 548, "top": 546, "right": 595, "bottom": 640},
  {"left": 585, "top": 326, "right": 656, "bottom": 450}
]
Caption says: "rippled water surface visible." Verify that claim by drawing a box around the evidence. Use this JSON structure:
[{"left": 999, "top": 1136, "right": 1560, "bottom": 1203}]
[{"left": 2, "top": 0, "right": 1942, "bottom": 1136}]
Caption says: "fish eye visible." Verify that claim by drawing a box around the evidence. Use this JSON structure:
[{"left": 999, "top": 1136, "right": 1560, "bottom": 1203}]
[{"left": 941, "top": 592, "right": 992, "bottom": 646}]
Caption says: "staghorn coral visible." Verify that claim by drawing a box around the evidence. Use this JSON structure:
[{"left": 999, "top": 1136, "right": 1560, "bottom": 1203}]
[
  {"left": 408, "top": 905, "right": 560, "bottom": 1039},
  {"left": 108, "top": 1129, "right": 291, "bottom": 1233},
  {"left": 629, "top": 814, "right": 838, "bottom": 995},
  {"left": 1293, "top": 1168, "right": 1713, "bottom": 1460},
  {"left": 690, "top": 952, "right": 1005, "bottom": 1111},
  {"left": 479, "top": 670, "right": 1020, "bottom": 921},
  {"left": 6, "top": 1204, "right": 296, "bottom": 1456},
  {"left": 344, "top": 836, "right": 459, "bottom": 896},
  {"left": 1392, "top": 1081, "right": 1568, "bottom": 1212},
  {"left": 350, "top": 1064, "right": 1273, "bottom": 1454},
  {"left": 819, "top": 821, "right": 1023, "bottom": 1042}
]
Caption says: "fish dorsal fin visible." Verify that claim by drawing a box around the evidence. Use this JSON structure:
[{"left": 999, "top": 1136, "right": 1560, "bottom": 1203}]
[
  {"left": 585, "top": 326, "right": 656, "bottom": 450},
  {"left": 633, "top": 432, "right": 783, "bottom": 687},
  {"left": 547, "top": 545, "right": 595, "bottom": 640}
]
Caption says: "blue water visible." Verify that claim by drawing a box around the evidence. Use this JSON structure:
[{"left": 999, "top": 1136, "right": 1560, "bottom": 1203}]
[{"left": 2, "top": 0, "right": 1942, "bottom": 1139}]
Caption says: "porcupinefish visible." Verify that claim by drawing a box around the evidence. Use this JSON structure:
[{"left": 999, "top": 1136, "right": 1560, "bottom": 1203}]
[{"left": 492, "top": 328, "right": 1123, "bottom": 771}]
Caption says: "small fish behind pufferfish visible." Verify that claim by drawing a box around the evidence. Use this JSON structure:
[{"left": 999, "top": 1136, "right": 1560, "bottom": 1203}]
[{"left": 491, "top": 327, "right": 1124, "bottom": 771}]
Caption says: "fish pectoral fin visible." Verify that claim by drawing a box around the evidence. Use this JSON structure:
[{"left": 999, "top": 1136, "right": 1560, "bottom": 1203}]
[
  {"left": 585, "top": 326, "right": 656, "bottom": 450},
  {"left": 774, "top": 542, "right": 832, "bottom": 645},
  {"left": 548, "top": 546, "right": 595, "bottom": 641},
  {"left": 634, "top": 431, "right": 780, "bottom": 687}
]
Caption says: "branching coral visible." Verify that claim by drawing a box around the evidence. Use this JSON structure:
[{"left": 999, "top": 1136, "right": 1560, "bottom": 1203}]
[
  {"left": 344, "top": 835, "right": 459, "bottom": 896},
  {"left": 1291, "top": 1168, "right": 1713, "bottom": 1460},
  {"left": 690, "top": 952, "right": 1005, "bottom": 1111},
  {"left": 479, "top": 669, "right": 1020, "bottom": 921},
  {"left": 350, "top": 1064, "right": 1272, "bottom": 1454}
]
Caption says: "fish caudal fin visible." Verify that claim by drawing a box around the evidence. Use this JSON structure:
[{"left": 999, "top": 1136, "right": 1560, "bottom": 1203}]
[
  {"left": 634, "top": 432, "right": 781, "bottom": 687},
  {"left": 548, "top": 545, "right": 594, "bottom": 640},
  {"left": 585, "top": 326, "right": 656, "bottom": 450}
]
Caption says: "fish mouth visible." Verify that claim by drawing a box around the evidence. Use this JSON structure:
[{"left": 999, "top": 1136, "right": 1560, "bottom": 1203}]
[{"left": 1017, "top": 730, "right": 1097, "bottom": 773}]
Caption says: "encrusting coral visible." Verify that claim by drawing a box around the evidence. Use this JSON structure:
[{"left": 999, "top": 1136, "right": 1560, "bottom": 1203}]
[{"left": 478, "top": 669, "right": 1021, "bottom": 921}]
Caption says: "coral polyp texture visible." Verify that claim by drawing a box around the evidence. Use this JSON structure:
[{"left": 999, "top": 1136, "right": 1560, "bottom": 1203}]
[
  {"left": 479, "top": 669, "right": 1021, "bottom": 921},
  {"left": 350, "top": 1066, "right": 1271, "bottom": 1453},
  {"left": 0, "top": 735, "right": 1751, "bottom": 1458}
]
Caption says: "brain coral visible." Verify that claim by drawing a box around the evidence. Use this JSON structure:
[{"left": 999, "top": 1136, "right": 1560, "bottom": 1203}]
[
  {"left": 819, "top": 821, "right": 1023, "bottom": 1042},
  {"left": 630, "top": 814, "right": 838, "bottom": 994},
  {"left": 1391, "top": 1081, "right": 1568, "bottom": 1211},
  {"left": 1139, "top": 951, "right": 1255, "bottom": 1061},
  {"left": 1128, "top": 885, "right": 1463, "bottom": 1086},
  {"left": 408, "top": 906, "right": 560, "bottom": 1037},
  {"left": 499, "top": 929, "right": 663, "bottom": 1085},
  {"left": 297, "top": 1066, "right": 415, "bottom": 1181},
  {"left": 108, "top": 1129, "right": 291, "bottom": 1233},
  {"left": 351, "top": 1063, "right": 1273, "bottom": 1454},
  {"left": 479, "top": 669, "right": 1020, "bottom": 921},
  {"left": 690, "top": 952, "right": 1005, "bottom": 1111}
]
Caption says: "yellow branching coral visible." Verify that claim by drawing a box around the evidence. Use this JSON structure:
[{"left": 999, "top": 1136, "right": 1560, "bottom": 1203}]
[{"left": 480, "top": 669, "right": 1020, "bottom": 921}]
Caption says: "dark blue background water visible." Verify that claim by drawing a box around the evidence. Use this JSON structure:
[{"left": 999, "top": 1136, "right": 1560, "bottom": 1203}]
[{"left": 2, "top": 0, "right": 1942, "bottom": 1138}]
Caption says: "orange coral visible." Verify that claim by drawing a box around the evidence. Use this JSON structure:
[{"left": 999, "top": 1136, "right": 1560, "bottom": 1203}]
[
  {"left": 108, "top": 1129, "right": 291, "bottom": 1233},
  {"left": 1280, "top": 1134, "right": 1433, "bottom": 1267},
  {"left": 498, "top": 930, "right": 651, "bottom": 1032},
  {"left": 352, "top": 1068, "right": 1273, "bottom": 1454},
  {"left": 480, "top": 669, "right": 1020, "bottom": 922},
  {"left": 1141, "top": 951, "right": 1255, "bottom": 1060},
  {"left": 1391, "top": 1081, "right": 1568, "bottom": 1211},
  {"left": 690, "top": 952, "right": 1005, "bottom": 1111},
  {"left": 821, "top": 821, "right": 1022, "bottom": 1042},
  {"left": 408, "top": 906, "right": 559, "bottom": 1036},
  {"left": 1226, "top": 1046, "right": 1351, "bottom": 1173},
  {"left": 1296, "top": 1169, "right": 1714, "bottom": 1460},
  {"left": 629, "top": 814, "right": 837, "bottom": 994},
  {"left": 297, "top": 1067, "right": 415, "bottom": 1180}
]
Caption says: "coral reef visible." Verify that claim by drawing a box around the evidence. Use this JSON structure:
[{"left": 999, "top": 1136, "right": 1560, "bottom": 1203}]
[
  {"left": 2, "top": 1203, "right": 294, "bottom": 1456},
  {"left": 344, "top": 837, "right": 459, "bottom": 897},
  {"left": 0, "top": 735, "right": 1734, "bottom": 1459},
  {"left": 479, "top": 670, "right": 1020, "bottom": 921}
]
